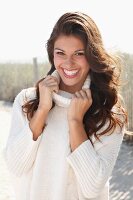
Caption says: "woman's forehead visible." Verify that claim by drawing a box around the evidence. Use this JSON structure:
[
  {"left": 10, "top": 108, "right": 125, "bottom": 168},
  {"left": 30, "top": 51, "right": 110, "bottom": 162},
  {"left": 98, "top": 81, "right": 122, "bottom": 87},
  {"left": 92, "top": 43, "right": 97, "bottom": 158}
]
[{"left": 54, "top": 35, "right": 85, "bottom": 50}]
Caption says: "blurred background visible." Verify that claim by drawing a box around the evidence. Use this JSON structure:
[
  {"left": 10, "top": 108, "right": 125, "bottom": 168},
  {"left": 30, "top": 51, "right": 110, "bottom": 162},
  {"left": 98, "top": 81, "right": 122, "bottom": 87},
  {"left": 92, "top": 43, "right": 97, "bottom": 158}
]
[{"left": 0, "top": 0, "right": 133, "bottom": 199}]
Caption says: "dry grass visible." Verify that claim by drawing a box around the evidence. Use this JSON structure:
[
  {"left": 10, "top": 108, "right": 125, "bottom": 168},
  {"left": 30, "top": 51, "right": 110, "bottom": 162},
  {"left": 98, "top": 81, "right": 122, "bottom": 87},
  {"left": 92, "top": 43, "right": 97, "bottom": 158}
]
[{"left": 0, "top": 62, "right": 50, "bottom": 101}]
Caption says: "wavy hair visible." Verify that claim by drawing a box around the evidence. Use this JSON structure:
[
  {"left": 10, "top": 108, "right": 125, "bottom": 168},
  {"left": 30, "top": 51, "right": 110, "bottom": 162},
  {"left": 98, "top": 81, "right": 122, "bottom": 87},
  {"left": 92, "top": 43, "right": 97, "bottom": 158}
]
[{"left": 22, "top": 12, "right": 127, "bottom": 143}]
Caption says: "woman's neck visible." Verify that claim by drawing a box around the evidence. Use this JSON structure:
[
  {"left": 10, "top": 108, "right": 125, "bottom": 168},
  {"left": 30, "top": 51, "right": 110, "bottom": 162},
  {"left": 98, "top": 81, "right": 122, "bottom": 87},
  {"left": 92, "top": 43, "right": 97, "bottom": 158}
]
[{"left": 59, "top": 80, "right": 83, "bottom": 94}]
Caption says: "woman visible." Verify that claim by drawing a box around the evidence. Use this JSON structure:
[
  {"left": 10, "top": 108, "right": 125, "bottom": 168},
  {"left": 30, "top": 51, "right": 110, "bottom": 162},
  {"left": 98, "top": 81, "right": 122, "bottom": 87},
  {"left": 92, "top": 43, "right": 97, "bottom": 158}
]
[{"left": 4, "top": 12, "right": 127, "bottom": 200}]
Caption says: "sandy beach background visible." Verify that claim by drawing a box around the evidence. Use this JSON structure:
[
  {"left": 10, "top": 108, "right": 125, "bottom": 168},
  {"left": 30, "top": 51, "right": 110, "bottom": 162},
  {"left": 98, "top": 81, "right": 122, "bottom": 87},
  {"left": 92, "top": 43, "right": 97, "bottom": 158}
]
[{"left": 0, "top": 101, "right": 133, "bottom": 200}]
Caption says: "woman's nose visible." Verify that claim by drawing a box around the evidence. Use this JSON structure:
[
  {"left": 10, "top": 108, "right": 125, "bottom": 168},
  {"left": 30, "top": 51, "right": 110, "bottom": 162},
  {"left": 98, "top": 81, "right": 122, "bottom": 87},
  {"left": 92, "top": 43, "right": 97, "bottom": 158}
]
[{"left": 64, "top": 56, "right": 74, "bottom": 67}]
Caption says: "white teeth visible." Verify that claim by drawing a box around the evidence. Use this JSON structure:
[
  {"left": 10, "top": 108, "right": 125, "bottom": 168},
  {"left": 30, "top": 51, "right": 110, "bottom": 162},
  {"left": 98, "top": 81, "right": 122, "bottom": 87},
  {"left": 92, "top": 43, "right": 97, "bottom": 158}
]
[{"left": 63, "top": 69, "right": 79, "bottom": 76}]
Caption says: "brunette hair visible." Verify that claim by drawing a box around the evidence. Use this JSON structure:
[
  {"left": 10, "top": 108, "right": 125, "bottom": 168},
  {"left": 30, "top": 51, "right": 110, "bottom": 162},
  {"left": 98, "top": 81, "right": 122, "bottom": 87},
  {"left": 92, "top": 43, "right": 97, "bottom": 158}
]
[{"left": 23, "top": 12, "right": 127, "bottom": 142}]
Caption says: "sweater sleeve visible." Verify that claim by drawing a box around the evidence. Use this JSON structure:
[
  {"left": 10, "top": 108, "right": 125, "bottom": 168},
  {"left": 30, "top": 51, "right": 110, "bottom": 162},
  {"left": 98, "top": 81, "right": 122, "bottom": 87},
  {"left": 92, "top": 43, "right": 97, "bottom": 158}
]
[
  {"left": 3, "top": 88, "right": 42, "bottom": 177},
  {"left": 66, "top": 124, "right": 125, "bottom": 199}
]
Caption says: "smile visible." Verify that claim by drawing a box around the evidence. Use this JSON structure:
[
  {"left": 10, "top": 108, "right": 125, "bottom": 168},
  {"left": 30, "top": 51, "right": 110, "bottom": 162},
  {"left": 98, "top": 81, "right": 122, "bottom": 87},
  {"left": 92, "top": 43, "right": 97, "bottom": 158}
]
[{"left": 62, "top": 68, "right": 79, "bottom": 78}]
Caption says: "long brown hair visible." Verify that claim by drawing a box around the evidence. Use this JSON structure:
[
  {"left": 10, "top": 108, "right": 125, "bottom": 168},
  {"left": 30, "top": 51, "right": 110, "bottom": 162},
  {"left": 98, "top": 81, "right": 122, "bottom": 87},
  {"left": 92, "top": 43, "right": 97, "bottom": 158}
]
[{"left": 23, "top": 12, "right": 127, "bottom": 142}]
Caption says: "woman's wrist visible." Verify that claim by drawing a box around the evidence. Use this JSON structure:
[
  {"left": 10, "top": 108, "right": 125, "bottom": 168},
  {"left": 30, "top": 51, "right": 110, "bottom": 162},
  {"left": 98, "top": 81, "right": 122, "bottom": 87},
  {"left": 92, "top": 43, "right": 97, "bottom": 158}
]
[
  {"left": 68, "top": 119, "right": 83, "bottom": 127},
  {"left": 29, "top": 106, "right": 49, "bottom": 141},
  {"left": 37, "top": 106, "right": 50, "bottom": 115},
  {"left": 68, "top": 120, "right": 88, "bottom": 151}
]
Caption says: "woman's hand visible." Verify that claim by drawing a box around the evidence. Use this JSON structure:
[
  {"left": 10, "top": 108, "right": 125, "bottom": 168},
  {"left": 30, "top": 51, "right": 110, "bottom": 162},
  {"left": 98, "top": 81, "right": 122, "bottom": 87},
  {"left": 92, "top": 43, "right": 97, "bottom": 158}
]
[
  {"left": 68, "top": 89, "right": 92, "bottom": 123},
  {"left": 38, "top": 75, "right": 59, "bottom": 111}
]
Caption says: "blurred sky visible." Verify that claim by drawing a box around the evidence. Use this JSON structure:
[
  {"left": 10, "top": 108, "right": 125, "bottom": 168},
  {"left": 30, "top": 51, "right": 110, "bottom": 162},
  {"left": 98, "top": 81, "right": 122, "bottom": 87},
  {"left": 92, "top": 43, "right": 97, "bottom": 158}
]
[{"left": 0, "top": 0, "right": 132, "bottom": 62}]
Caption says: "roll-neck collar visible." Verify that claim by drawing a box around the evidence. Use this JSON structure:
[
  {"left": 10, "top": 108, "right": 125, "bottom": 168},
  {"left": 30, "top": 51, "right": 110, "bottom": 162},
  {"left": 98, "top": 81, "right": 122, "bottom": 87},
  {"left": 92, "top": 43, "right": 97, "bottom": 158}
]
[
  {"left": 52, "top": 90, "right": 73, "bottom": 108},
  {"left": 52, "top": 71, "right": 91, "bottom": 108}
]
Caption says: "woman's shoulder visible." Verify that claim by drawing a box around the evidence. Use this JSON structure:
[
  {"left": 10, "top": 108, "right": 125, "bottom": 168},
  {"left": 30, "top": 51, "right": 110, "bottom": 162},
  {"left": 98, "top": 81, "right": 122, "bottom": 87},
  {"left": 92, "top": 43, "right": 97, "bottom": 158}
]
[{"left": 14, "top": 87, "right": 36, "bottom": 105}]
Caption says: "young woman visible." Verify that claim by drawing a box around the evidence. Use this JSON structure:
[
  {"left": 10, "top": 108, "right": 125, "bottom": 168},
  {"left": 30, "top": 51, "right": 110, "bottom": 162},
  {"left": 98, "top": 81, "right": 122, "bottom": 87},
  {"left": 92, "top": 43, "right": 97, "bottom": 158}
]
[{"left": 4, "top": 12, "right": 127, "bottom": 200}]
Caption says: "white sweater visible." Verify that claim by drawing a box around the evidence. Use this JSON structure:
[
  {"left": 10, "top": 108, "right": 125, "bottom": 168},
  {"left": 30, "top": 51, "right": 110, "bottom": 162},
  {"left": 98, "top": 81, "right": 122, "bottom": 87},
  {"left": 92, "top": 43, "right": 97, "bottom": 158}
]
[{"left": 4, "top": 87, "right": 125, "bottom": 200}]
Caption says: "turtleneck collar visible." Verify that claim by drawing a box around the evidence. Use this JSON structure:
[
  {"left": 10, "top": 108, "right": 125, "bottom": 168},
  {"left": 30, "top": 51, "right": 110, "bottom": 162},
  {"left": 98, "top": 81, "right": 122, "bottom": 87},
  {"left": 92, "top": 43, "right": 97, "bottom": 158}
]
[
  {"left": 51, "top": 70, "right": 91, "bottom": 108},
  {"left": 52, "top": 90, "right": 73, "bottom": 108}
]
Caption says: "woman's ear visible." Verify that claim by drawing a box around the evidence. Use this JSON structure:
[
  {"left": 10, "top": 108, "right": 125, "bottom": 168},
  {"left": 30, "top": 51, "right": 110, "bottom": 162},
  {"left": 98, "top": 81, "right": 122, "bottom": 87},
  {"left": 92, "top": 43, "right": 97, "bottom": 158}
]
[{"left": 51, "top": 70, "right": 60, "bottom": 84}]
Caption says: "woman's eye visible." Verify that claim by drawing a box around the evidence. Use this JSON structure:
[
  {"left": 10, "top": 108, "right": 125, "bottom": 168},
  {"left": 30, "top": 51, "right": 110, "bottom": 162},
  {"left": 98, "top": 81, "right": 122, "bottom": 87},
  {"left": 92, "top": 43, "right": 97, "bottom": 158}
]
[
  {"left": 56, "top": 51, "right": 64, "bottom": 55},
  {"left": 75, "top": 52, "right": 85, "bottom": 56}
]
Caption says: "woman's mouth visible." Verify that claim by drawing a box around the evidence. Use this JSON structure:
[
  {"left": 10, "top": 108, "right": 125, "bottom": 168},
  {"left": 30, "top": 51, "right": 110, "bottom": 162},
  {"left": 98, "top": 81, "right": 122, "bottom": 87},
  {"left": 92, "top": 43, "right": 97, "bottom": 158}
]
[{"left": 62, "top": 68, "right": 79, "bottom": 78}]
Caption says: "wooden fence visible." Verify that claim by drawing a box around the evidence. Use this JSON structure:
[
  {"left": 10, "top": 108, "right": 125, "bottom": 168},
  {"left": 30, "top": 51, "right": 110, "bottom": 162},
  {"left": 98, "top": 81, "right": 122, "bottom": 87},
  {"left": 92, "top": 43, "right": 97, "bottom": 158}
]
[{"left": 122, "top": 89, "right": 133, "bottom": 131}]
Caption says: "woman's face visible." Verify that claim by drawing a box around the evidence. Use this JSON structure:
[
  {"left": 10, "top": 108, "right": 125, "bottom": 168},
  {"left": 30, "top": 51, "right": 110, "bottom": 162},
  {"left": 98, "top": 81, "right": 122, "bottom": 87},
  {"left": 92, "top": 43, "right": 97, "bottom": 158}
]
[{"left": 53, "top": 34, "right": 90, "bottom": 93}]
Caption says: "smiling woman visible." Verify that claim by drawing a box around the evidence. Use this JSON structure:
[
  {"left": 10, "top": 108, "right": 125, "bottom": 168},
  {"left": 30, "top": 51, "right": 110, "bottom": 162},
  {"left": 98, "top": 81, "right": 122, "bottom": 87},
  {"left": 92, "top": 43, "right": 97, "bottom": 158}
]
[
  {"left": 4, "top": 11, "right": 127, "bottom": 200},
  {"left": 53, "top": 35, "right": 90, "bottom": 93}
]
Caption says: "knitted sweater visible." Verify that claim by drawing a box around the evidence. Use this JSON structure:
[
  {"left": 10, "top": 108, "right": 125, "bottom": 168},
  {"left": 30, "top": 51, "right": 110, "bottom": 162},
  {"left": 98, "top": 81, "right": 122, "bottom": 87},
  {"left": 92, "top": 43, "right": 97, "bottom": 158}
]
[{"left": 4, "top": 87, "right": 125, "bottom": 200}]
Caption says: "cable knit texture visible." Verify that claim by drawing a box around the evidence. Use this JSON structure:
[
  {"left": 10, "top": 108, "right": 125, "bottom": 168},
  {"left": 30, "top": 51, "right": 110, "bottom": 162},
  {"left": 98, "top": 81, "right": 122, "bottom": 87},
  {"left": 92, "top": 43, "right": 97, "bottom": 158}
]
[{"left": 3, "top": 76, "right": 125, "bottom": 200}]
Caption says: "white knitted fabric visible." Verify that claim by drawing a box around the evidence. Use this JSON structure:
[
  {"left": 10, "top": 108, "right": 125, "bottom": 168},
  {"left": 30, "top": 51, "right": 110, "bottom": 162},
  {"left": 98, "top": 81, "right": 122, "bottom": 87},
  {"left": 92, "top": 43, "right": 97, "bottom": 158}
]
[
  {"left": 3, "top": 74, "right": 125, "bottom": 200},
  {"left": 52, "top": 70, "right": 91, "bottom": 107}
]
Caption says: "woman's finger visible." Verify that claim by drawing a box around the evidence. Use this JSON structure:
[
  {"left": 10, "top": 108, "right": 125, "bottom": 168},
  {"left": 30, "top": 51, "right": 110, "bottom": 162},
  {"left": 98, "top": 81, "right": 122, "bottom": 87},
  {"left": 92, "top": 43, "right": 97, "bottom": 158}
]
[
  {"left": 84, "top": 89, "right": 92, "bottom": 99},
  {"left": 45, "top": 75, "right": 58, "bottom": 83},
  {"left": 85, "top": 89, "right": 92, "bottom": 105},
  {"left": 45, "top": 79, "right": 58, "bottom": 85},
  {"left": 79, "top": 90, "right": 87, "bottom": 99},
  {"left": 75, "top": 91, "right": 83, "bottom": 98}
]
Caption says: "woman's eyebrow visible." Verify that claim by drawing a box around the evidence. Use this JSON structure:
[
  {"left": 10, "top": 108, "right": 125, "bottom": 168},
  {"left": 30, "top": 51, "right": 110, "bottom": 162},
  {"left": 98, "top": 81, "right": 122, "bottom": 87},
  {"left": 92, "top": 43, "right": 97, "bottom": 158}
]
[
  {"left": 54, "top": 48, "right": 85, "bottom": 52},
  {"left": 75, "top": 49, "right": 85, "bottom": 52},
  {"left": 54, "top": 48, "right": 65, "bottom": 52}
]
